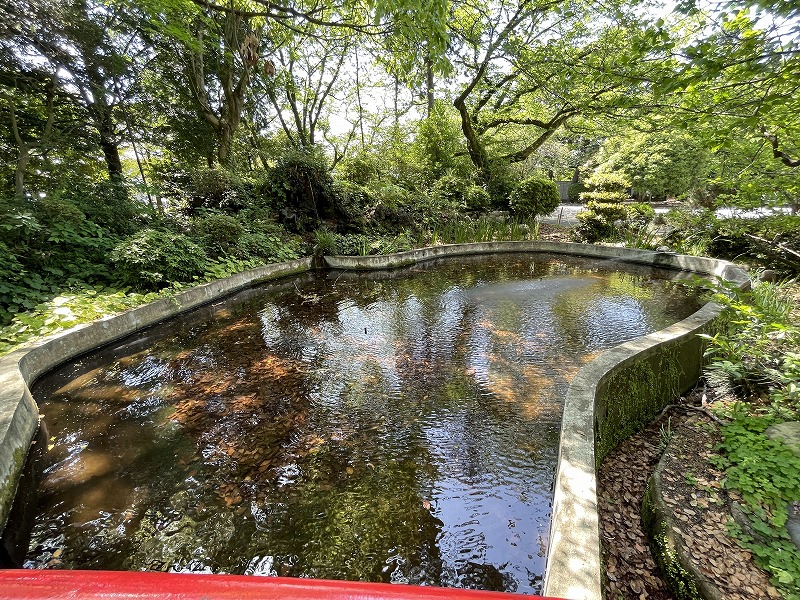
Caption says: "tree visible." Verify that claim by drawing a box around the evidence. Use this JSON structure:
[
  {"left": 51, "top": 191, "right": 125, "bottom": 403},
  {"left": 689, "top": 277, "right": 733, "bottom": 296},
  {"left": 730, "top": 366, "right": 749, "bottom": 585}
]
[
  {"left": 449, "top": 0, "right": 659, "bottom": 194},
  {"left": 0, "top": 0, "right": 139, "bottom": 181},
  {"left": 265, "top": 33, "right": 351, "bottom": 149},
  {"left": 0, "top": 56, "right": 58, "bottom": 197},
  {"left": 136, "top": 0, "right": 267, "bottom": 167},
  {"left": 599, "top": 128, "right": 710, "bottom": 201},
  {"left": 650, "top": 3, "right": 800, "bottom": 177}
]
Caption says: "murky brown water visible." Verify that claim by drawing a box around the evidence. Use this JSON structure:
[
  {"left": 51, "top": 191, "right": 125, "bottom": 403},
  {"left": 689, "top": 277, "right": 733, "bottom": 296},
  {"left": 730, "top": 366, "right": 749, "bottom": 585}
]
[{"left": 24, "top": 253, "right": 703, "bottom": 593}]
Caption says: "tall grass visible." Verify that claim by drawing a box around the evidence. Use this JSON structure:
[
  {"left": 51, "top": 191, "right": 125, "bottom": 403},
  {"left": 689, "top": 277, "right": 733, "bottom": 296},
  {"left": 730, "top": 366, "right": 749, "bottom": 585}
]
[{"left": 424, "top": 216, "right": 540, "bottom": 246}]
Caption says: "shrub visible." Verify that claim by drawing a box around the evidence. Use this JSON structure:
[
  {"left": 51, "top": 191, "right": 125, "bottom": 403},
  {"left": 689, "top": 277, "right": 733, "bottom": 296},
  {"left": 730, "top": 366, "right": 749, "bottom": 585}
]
[
  {"left": 110, "top": 229, "right": 208, "bottom": 289},
  {"left": 0, "top": 240, "right": 47, "bottom": 325},
  {"left": 508, "top": 177, "right": 560, "bottom": 219},
  {"left": 573, "top": 210, "right": 614, "bottom": 242},
  {"left": 191, "top": 212, "right": 244, "bottom": 256},
  {"left": 464, "top": 185, "right": 491, "bottom": 213},
  {"left": 431, "top": 173, "right": 467, "bottom": 206},
  {"left": 586, "top": 200, "right": 628, "bottom": 222},
  {"left": 567, "top": 181, "right": 585, "bottom": 204},
  {"left": 579, "top": 172, "right": 631, "bottom": 204},
  {"left": 369, "top": 183, "right": 416, "bottom": 231},
  {"left": 63, "top": 181, "right": 146, "bottom": 235},
  {"left": 35, "top": 195, "right": 87, "bottom": 227},
  {"left": 337, "top": 152, "right": 381, "bottom": 187},
  {"left": 709, "top": 215, "right": 800, "bottom": 273},
  {"left": 270, "top": 147, "right": 336, "bottom": 231},
  {"left": 234, "top": 231, "right": 301, "bottom": 263},
  {"left": 484, "top": 161, "right": 519, "bottom": 209},
  {"left": 332, "top": 180, "right": 370, "bottom": 232},
  {"left": 626, "top": 202, "right": 656, "bottom": 227},
  {"left": 187, "top": 166, "right": 248, "bottom": 212},
  {"left": 573, "top": 202, "right": 656, "bottom": 244}
]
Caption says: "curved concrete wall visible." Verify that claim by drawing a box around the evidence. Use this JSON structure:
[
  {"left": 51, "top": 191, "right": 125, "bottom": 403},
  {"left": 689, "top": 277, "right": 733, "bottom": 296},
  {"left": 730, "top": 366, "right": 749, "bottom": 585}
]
[{"left": 0, "top": 242, "right": 749, "bottom": 599}]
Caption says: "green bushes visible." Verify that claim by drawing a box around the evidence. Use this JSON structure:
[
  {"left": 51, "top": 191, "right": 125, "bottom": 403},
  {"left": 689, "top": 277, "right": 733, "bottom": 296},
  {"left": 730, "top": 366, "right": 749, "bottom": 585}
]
[
  {"left": 191, "top": 212, "right": 244, "bottom": 256},
  {"left": 567, "top": 181, "right": 585, "bottom": 204},
  {"left": 269, "top": 147, "right": 336, "bottom": 231},
  {"left": 573, "top": 201, "right": 656, "bottom": 244},
  {"left": 709, "top": 215, "right": 800, "bottom": 273},
  {"left": 484, "top": 161, "right": 519, "bottom": 209},
  {"left": 700, "top": 280, "right": 800, "bottom": 597},
  {"left": 509, "top": 177, "right": 560, "bottom": 219},
  {"left": 187, "top": 167, "right": 250, "bottom": 211},
  {"left": 61, "top": 182, "right": 147, "bottom": 235},
  {"left": 464, "top": 185, "right": 491, "bottom": 213},
  {"left": 110, "top": 229, "right": 208, "bottom": 289},
  {"left": 234, "top": 231, "right": 301, "bottom": 263}
]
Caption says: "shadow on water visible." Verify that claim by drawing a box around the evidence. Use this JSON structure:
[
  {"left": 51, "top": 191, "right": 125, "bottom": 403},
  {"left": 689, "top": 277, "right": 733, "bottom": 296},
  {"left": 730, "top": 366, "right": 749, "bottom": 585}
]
[{"left": 15, "top": 253, "right": 704, "bottom": 594}]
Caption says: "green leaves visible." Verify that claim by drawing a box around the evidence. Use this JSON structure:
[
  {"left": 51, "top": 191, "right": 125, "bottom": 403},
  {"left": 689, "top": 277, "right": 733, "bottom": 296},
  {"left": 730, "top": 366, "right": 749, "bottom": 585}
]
[{"left": 714, "top": 412, "right": 800, "bottom": 598}]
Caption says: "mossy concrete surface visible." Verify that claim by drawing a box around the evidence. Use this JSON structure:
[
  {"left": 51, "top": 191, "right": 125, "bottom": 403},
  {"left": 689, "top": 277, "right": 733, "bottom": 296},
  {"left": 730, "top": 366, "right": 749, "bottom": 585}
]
[
  {"left": 0, "top": 243, "right": 750, "bottom": 598},
  {"left": 641, "top": 442, "right": 723, "bottom": 600},
  {"left": 540, "top": 248, "right": 747, "bottom": 600},
  {"left": 0, "top": 258, "right": 313, "bottom": 534}
]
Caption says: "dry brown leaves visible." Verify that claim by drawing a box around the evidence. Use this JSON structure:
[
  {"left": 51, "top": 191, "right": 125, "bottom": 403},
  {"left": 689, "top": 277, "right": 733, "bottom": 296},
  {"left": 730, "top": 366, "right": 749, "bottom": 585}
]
[
  {"left": 599, "top": 414, "right": 676, "bottom": 600},
  {"left": 659, "top": 415, "right": 780, "bottom": 600},
  {"left": 598, "top": 395, "right": 781, "bottom": 600}
]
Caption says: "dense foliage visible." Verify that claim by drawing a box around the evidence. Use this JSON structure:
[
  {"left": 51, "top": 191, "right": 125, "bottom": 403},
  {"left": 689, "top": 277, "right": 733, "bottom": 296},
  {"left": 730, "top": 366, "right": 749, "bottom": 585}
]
[{"left": 701, "top": 280, "right": 800, "bottom": 597}]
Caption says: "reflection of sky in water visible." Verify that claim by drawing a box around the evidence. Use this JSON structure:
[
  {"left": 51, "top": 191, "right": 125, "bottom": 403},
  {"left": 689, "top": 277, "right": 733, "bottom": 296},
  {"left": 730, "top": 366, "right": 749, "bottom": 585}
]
[{"left": 28, "top": 254, "right": 703, "bottom": 594}]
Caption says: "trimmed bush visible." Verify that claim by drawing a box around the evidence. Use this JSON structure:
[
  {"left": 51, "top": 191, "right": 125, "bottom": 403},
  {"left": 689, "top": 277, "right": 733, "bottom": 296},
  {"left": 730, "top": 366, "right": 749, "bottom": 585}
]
[
  {"left": 586, "top": 200, "right": 628, "bottom": 222},
  {"left": 573, "top": 210, "right": 613, "bottom": 242},
  {"left": 509, "top": 177, "right": 560, "bottom": 219},
  {"left": 464, "top": 185, "right": 491, "bottom": 213},
  {"left": 579, "top": 172, "right": 631, "bottom": 204},
  {"left": 111, "top": 229, "right": 208, "bottom": 289}
]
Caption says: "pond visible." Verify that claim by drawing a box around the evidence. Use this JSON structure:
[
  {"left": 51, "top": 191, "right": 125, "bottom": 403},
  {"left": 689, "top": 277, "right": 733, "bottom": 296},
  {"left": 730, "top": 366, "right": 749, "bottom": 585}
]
[{"left": 24, "top": 253, "right": 704, "bottom": 594}]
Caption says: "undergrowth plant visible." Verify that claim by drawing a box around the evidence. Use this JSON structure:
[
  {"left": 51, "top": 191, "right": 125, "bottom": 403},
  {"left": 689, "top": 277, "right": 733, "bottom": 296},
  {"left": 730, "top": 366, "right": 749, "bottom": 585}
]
[
  {"left": 701, "top": 278, "right": 799, "bottom": 412},
  {"left": 710, "top": 410, "right": 800, "bottom": 598},
  {"left": 701, "top": 277, "right": 800, "bottom": 597}
]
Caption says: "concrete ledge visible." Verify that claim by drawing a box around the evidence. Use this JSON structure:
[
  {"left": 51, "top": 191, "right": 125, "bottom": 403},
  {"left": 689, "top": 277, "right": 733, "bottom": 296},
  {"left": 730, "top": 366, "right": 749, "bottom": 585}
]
[
  {"left": 0, "top": 243, "right": 750, "bottom": 598},
  {"left": 0, "top": 258, "right": 312, "bottom": 532},
  {"left": 542, "top": 265, "right": 748, "bottom": 599}
]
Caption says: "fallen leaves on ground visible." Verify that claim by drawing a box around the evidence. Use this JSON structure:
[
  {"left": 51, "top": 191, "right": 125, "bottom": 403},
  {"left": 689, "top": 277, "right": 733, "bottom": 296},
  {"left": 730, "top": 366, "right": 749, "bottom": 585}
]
[{"left": 598, "top": 390, "right": 781, "bottom": 600}]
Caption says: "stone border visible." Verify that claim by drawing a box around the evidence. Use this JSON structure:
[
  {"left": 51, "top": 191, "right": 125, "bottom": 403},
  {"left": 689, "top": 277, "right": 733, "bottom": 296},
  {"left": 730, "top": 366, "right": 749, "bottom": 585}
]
[{"left": 0, "top": 242, "right": 749, "bottom": 598}]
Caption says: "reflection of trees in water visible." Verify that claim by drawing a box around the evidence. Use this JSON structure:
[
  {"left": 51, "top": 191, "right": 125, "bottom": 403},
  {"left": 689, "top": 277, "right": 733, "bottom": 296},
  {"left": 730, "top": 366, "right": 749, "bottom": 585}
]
[{"left": 28, "top": 253, "right": 701, "bottom": 585}]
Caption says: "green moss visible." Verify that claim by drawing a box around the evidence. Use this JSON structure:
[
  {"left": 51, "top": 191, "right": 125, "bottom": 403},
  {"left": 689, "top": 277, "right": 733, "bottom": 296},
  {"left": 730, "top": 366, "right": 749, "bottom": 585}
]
[
  {"left": 0, "top": 445, "right": 29, "bottom": 531},
  {"left": 641, "top": 479, "right": 703, "bottom": 600},
  {"left": 596, "top": 344, "right": 691, "bottom": 465}
]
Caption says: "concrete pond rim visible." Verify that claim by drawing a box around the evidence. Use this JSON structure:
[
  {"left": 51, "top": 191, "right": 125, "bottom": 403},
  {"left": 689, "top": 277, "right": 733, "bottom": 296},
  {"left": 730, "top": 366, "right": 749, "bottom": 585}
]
[{"left": 0, "top": 241, "right": 750, "bottom": 600}]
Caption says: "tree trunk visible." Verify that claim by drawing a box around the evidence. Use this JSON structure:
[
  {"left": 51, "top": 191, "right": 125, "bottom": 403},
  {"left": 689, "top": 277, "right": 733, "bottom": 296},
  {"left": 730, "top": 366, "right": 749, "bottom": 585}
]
[
  {"left": 98, "top": 123, "right": 124, "bottom": 180},
  {"left": 426, "top": 56, "right": 434, "bottom": 117},
  {"left": 14, "top": 145, "right": 31, "bottom": 198},
  {"left": 218, "top": 121, "right": 233, "bottom": 166}
]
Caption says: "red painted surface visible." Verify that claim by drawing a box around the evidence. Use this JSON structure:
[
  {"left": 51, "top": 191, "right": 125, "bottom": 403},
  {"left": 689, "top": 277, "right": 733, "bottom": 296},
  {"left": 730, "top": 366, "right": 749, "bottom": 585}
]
[{"left": 0, "top": 570, "right": 560, "bottom": 600}]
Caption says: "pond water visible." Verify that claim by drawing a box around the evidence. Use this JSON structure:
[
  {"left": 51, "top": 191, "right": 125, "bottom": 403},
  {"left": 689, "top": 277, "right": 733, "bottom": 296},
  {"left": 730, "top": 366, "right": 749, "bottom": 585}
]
[{"left": 25, "top": 253, "right": 704, "bottom": 594}]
